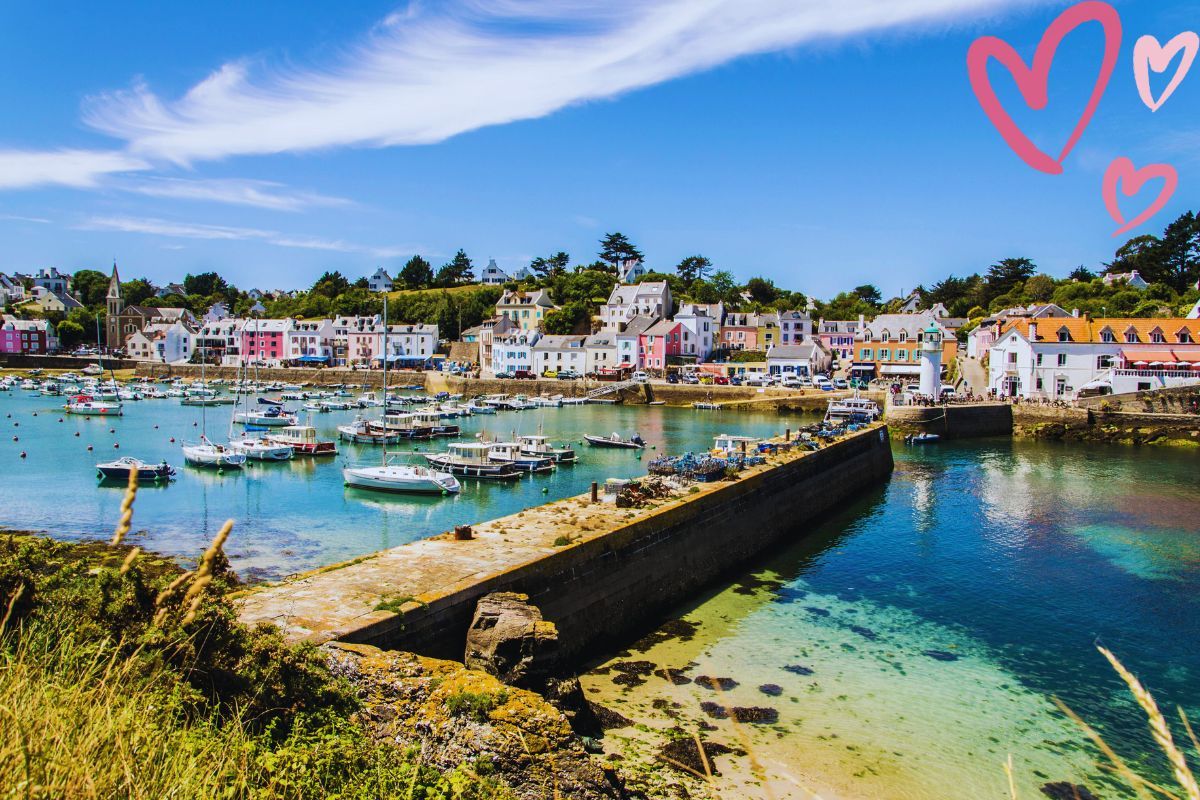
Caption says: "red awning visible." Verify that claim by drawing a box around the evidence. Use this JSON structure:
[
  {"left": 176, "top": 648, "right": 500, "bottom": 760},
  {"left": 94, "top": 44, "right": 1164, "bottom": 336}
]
[{"left": 1120, "top": 349, "right": 1178, "bottom": 363}]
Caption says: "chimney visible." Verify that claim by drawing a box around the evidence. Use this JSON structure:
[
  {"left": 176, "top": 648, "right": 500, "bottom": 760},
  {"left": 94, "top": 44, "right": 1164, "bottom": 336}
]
[
  {"left": 1072, "top": 308, "right": 1080, "bottom": 318},
  {"left": 1028, "top": 322, "right": 1038, "bottom": 341}
]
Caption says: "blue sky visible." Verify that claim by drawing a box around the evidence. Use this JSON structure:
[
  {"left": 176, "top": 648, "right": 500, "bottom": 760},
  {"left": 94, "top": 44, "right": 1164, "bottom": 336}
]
[{"left": 0, "top": 0, "right": 1197, "bottom": 299}]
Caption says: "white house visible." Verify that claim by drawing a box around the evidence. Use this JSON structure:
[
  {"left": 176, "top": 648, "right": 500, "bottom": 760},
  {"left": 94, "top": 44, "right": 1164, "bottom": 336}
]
[
  {"left": 987, "top": 318, "right": 1115, "bottom": 399},
  {"left": 381, "top": 324, "right": 438, "bottom": 365},
  {"left": 205, "top": 302, "right": 230, "bottom": 322},
  {"left": 673, "top": 304, "right": 716, "bottom": 361},
  {"left": 125, "top": 321, "right": 194, "bottom": 364},
  {"left": 583, "top": 333, "right": 618, "bottom": 374},
  {"left": 618, "top": 258, "right": 646, "bottom": 283},
  {"left": 156, "top": 282, "right": 187, "bottom": 298},
  {"left": 601, "top": 281, "right": 671, "bottom": 331},
  {"left": 368, "top": 268, "right": 393, "bottom": 293},
  {"left": 532, "top": 334, "right": 587, "bottom": 375},
  {"left": 614, "top": 315, "right": 655, "bottom": 369},
  {"left": 491, "top": 330, "right": 541, "bottom": 375},
  {"left": 1102, "top": 270, "right": 1149, "bottom": 290},
  {"left": 766, "top": 343, "right": 831, "bottom": 378},
  {"left": 286, "top": 319, "right": 335, "bottom": 363},
  {"left": 196, "top": 317, "right": 245, "bottom": 365},
  {"left": 0, "top": 273, "right": 26, "bottom": 304},
  {"left": 480, "top": 259, "right": 509, "bottom": 285},
  {"left": 1188, "top": 298, "right": 1200, "bottom": 320},
  {"left": 778, "top": 310, "right": 812, "bottom": 345}
]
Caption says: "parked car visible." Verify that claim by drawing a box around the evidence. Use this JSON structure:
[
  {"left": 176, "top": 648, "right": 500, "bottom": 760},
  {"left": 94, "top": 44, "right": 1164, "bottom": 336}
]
[
  {"left": 815, "top": 377, "right": 835, "bottom": 391},
  {"left": 557, "top": 369, "right": 581, "bottom": 380},
  {"left": 681, "top": 374, "right": 700, "bottom": 385},
  {"left": 744, "top": 375, "right": 774, "bottom": 387},
  {"left": 631, "top": 371, "right": 649, "bottom": 383},
  {"left": 780, "top": 375, "right": 805, "bottom": 388},
  {"left": 834, "top": 378, "right": 849, "bottom": 389},
  {"left": 713, "top": 375, "right": 729, "bottom": 385},
  {"left": 542, "top": 369, "right": 558, "bottom": 378},
  {"left": 495, "top": 370, "right": 515, "bottom": 379},
  {"left": 513, "top": 369, "right": 536, "bottom": 380},
  {"left": 666, "top": 373, "right": 680, "bottom": 384},
  {"left": 729, "top": 376, "right": 743, "bottom": 386}
]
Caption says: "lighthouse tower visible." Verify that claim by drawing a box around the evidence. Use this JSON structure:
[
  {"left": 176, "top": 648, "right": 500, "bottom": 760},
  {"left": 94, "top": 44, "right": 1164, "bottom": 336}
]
[{"left": 918, "top": 321, "right": 942, "bottom": 398}]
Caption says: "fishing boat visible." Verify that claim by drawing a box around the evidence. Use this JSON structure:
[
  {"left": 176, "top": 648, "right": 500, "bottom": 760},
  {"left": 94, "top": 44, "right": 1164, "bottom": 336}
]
[
  {"left": 487, "top": 441, "right": 555, "bottom": 473},
  {"left": 65, "top": 394, "right": 123, "bottom": 416},
  {"left": 463, "top": 399, "right": 497, "bottom": 415},
  {"left": 584, "top": 432, "right": 646, "bottom": 449},
  {"left": 414, "top": 410, "right": 459, "bottom": 437},
  {"left": 233, "top": 408, "right": 298, "bottom": 426},
  {"left": 96, "top": 457, "right": 175, "bottom": 482},
  {"left": 517, "top": 434, "right": 576, "bottom": 463},
  {"left": 424, "top": 442, "right": 521, "bottom": 480},
  {"left": 228, "top": 436, "right": 294, "bottom": 461},
  {"left": 262, "top": 425, "right": 338, "bottom": 456},
  {"left": 320, "top": 399, "right": 353, "bottom": 411},
  {"left": 182, "top": 435, "right": 248, "bottom": 469},
  {"left": 904, "top": 432, "right": 941, "bottom": 444},
  {"left": 337, "top": 414, "right": 400, "bottom": 444}
]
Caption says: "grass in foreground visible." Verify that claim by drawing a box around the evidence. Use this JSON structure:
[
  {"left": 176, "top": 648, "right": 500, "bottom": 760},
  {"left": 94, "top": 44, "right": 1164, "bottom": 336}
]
[{"left": 0, "top": 474, "right": 511, "bottom": 800}]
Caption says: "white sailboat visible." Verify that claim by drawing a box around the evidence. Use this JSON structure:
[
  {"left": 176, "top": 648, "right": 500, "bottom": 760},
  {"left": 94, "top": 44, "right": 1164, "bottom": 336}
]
[
  {"left": 343, "top": 298, "right": 460, "bottom": 495},
  {"left": 181, "top": 346, "right": 247, "bottom": 470}
]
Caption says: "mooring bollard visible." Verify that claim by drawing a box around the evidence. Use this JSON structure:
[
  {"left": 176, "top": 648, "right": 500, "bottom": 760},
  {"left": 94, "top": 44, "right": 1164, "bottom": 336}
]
[
  {"left": 454, "top": 524, "right": 473, "bottom": 541},
  {"left": 591, "top": 481, "right": 599, "bottom": 502},
  {"left": 786, "top": 427, "right": 791, "bottom": 441}
]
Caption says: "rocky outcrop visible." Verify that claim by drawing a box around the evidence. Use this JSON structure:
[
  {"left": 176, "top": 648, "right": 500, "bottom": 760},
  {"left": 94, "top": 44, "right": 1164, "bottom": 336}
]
[
  {"left": 465, "top": 592, "right": 560, "bottom": 688},
  {"left": 323, "top": 642, "right": 621, "bottom": 800}
]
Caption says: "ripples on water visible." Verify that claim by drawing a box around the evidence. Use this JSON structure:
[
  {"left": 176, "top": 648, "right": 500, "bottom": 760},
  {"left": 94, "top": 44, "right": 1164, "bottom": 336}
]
[{"left": 582, "top": 440, "right": 1200, "bottom": 799}]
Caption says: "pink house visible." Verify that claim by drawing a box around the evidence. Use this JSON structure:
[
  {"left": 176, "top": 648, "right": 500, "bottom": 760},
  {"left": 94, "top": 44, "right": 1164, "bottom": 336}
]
[
  {"left": 240, "top": 319, "right": 292, "bottom": 365},
  {"left": 0, "top": 316, "right": 52, "bottom": 353},
  {"left": 640, "top": 319, "right": 681, "bottom": 371}
]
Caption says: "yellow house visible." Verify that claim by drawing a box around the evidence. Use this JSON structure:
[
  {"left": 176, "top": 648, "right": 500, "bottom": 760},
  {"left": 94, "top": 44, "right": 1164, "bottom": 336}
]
[
  {"left": 496, "top": 289, "right": 557, "bottom": 332},
  {"left": 757, "top": 312, "right": 781, "bottom": 350}
]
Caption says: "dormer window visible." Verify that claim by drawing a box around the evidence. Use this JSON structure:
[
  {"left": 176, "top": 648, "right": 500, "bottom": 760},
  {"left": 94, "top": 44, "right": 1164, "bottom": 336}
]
[
  {"left": 1125, "top": 329, "right": 1139, "bottom": 343},
  {"left": 881, "top": 331, "right": 891, "bottom": 343},
  {"left": 1150, "top": 328, "right": 1166, "bottom": 344},
  {"left": 1100, "top": 328, "right": 1116, "bottom": 343},
  {"left": 1057, "top": 327, "right": 1071, "bottom": 342},
  {"left": 898, "top": 331, "right": 908, "bottom": 343},
  {"left": 1178, "top": 329, "right": 1194, "bottom": 344}
]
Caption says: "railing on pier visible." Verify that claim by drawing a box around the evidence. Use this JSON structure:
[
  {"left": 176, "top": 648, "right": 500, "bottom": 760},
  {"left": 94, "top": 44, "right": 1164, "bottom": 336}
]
[{"left": 587, "top": 379, "right": 639, "bottom": 399}]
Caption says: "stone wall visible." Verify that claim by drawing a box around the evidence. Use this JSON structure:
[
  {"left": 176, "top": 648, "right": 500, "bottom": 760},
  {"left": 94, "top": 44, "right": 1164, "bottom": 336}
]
[
  {"left": 341, "top": 427, "right": 895, "bottom": 663},
  {"left": 1077, "top": 384, "right": 1200, "bottom": 415},
  {"left": 133, "top": 362, "right": 429, "bottom": 389},
  {"left": 1012, "top": 404, "right": 1200, "bottom": 446},
  {"left": 0, "top": 354, "right": 139, "bottom": 371},
  {"left": 886, "top": 403, "right": 1014, "bottom": 439}
]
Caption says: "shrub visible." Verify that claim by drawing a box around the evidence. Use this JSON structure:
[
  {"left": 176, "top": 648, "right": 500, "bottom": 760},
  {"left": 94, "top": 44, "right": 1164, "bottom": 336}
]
[{"left": 446, "top": 690, "right": 509, "bottom": 723}]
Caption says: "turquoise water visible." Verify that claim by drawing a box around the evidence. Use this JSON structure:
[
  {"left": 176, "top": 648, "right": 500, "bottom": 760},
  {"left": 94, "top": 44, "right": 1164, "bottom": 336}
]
[
  {"left": 582, "top": 440, "right": 1200, "bottom": 799},
  {"left": 0, "top": 388, "right": 800, "bottom": 580}
]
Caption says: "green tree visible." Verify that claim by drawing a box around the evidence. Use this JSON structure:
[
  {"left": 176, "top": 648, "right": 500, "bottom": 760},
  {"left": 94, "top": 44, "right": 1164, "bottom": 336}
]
[
  {"left": 353, "top": 276, "right": 369, "bottom": 289},
  {"left": 597, "top": 232, "right": 643, "bottom": 271},
  {"left": 121, "top": 278, "right": 156, "bottom": 307},
  {"left": 399, "top": 256, "right": 434, "bottom": 289},
  {"left": 707, "top": 270, "right": 740, "bottom": 306},
  {"left": 1156, "top": 211, "right": 1199, "bottom": 292},
  {"left": 1069, "top": 265, "right": 1096, "bottom": 282},
  {"left": 435, "top": 249, "right": 474, "bottom": 286},
  {"left": 675, "top": 255, "right": 712, "bottom": 284},
  {"left": 985, "top": 257, "right": 1036, "bottom": 300},
  {"left": 71, "top": 269, "right": 110, "bottom": 308},
  {"left": 530, "top": 251, "right": 570, "bottom": 280},
  {"left": 853, "top": 284, "right": 883, "bottom": 307},
  {"left": 55, "top": 318, "right": 86, "bottom": 349},
  {"left": 183, "top": 272, "right": 228, "bottom": 298},
  {"left": 1023, "top": 274, "right": 1056, "bottom": 302},
  {"left": 542, "top": 301, "right": 591, "bottom": 334},
  {"left": 310, "top": 271, "right": 352, "bottom": 298}
]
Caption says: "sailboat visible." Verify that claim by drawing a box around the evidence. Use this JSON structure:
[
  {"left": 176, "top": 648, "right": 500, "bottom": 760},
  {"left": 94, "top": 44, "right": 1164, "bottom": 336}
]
[
  {"left": 343, "top": 298, "right": 460, "bottom": 495},
  {"left": 181, "top": 345, "right": 247, "bottom": 470}
]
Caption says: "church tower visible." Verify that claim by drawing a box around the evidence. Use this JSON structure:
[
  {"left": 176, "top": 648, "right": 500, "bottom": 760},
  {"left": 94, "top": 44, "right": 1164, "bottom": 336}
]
[{"left": 105, "top": 262, "right": 123, "bottom": 350}]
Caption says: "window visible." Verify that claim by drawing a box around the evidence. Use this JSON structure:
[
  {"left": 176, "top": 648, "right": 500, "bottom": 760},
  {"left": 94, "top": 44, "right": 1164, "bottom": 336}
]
[
  {"left": 1057, "top": 329, "right": 1071, "bottom": 342},
  {"left": 1036, "top": 353, "right": 1043, "bottom": 366},
  {"left": 1097, "top": 355, "right": 1114, "bottom": 369},
  {"left": 881, "top": 331, "right": 891, "bottom": 343},
  {"left": 899, "top": 331, "right": 908, "bottom": 343},
  {"left": 1151, "top": 330, "right": 1166, "bottom": 344},
  {"left": 879, "top": 348, "right": 891, "bottom": 361},
  {"left": 896, "top": 350, "right": 907, "bottom": 361},
  {"left": 1036, "top": 376, "right": 1043, "bottom": 390},
  {"left": 1008, "top": 351, "right": 1018, "bottom": 365},
  {"left": 1179, "top": 331, "right": 1194, "bottom": 344},
  {"left": 1101, "top": 330, "right": 1115, "bottom": 343},
  {"left": 861, "top": 348, "right": 873, "bottom": 360},
  {"left": 1057, "top": 353, "right": 1067, "bottom": 367}
]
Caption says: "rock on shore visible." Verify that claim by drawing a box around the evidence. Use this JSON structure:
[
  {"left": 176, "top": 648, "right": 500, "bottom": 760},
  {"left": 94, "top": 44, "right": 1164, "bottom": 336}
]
[{"left": 323, "top": 642, "right": 621, "bottom": 800}]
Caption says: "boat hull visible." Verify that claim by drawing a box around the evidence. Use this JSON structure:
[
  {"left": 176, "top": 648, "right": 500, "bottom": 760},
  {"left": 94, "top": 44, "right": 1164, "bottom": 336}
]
[
  {"left": 584, "top": 435, "right": 644, "bottom": 449},
  {"left": 423, "top": 455, "right": 521, "bottom": 480},
  {"left": 343, "top": 467, "right": 460, "bottom": 494}
]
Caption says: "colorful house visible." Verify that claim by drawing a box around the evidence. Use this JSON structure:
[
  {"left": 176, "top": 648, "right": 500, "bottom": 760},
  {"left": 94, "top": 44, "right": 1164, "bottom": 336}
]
[{"left": 853, "top": 313, "right": 958, "bottom": 383}]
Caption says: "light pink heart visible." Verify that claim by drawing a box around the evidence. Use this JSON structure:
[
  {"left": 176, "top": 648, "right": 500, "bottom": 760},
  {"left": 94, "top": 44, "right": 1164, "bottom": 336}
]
[
  {"left": 1102, "top": 157, "right": 1178, "bottom": 237},
  {"left": 967, "top": 1, "right": 1122, "bottom": 175},
  {"left": 1133, "top": 32, "right": 1198, "bottom": 112}
]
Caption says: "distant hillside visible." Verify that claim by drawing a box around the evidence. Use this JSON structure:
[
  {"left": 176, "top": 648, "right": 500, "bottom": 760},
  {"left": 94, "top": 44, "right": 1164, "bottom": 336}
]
[{"left": 384, "top": 284, "right": 503, "bottom": 338}]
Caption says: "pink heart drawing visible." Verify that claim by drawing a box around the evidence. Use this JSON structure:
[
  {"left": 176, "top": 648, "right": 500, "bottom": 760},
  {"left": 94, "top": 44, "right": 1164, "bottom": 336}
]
[
  {"left": 1102, "top": 157, "right": 1178, "bottom": 237},
  {"left": 967, "top": 1, "right": 1122, "bottom": 175},
  {"left": 1133, "top": 32, "right": 1198, "bottom": 112}
]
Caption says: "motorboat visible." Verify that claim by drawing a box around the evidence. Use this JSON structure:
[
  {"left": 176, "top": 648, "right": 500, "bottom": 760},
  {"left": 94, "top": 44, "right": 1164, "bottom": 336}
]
[
  {"left": 463, "top": 399, "right": 497, "bottom": 415},
  {"left": 424, "top": 442, "right": 521, "bottom": 480},
  {"left": 584, "top": 432, "right": 646, "bottom": 449},
  {"left": 825, "top": 393, "right": 881, "bottom": 423},
  {"left": 233, "top": 408, "right": 298, "bottom": 427},
  {"left": 229, "top": 437, "right": 294, "bottom": 461},
  {"left": 517, "top": 434, "right": 576, "bottom": 463},
  {"left": 96, "top": 457, "right": 175, "bottom": 482},
  {"left": 338, "top": 415, "right": 401, "bottom": 444},
  {"left": 904, "top": 433, "right": 941, "bottom": 445},
  {"left": 81, "top": 364, "right": 103, "bottom": 376},
  {"left": 262, "top": 425, "right": 338, "bottom": 456},
  {"left": 343, "top": 461, "right": 461, "bottom": 494},
  {"left": 377, "top": 412, "right": 433, "bottom": 440},
  {"left": 65, "top": 395, "right": 123, "bottom": 416},
  {"left": 414, "top": 410, "right": 459, "bottom": 437},
  {"left": 181, "top": 436, "right": 247, "bottom": 469},
  {"left": 487, "top": 441, "right": 555, "bottom": 473},
  {"left": 320, "top": 399, "right": 353, "bottom": 411}
]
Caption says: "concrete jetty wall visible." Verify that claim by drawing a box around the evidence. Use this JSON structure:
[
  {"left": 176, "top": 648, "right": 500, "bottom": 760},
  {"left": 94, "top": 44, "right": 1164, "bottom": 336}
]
[
  {"left": 886, "top": 403, "right": 1013, "bottom": 439},
  {"left": 337, "top": 427, "right": 894, "bottom": 662}
]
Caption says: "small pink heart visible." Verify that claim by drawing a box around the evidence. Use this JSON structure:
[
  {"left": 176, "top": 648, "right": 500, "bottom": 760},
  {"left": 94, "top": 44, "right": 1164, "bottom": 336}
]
[
  {"left": 1133, "top": 32, "right": 1198, "bottom": 112},
  {"left": 967, "top": 1, "right": 1122, "bottom": 175},
  {"left": 1102, "top": 157, "right": 1178, "bottom": 237}
]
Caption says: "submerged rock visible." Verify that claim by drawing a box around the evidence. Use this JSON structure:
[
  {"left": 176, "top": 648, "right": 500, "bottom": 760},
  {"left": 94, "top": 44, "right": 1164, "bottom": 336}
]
[
  {"left": 783, "top": 664, "right": 814, "bottom": 676},
  {"left": 1040, "top": 782, "right": 1099, "bottom": 800},
  {"left": 323, "top": 642, "right": 619, "bottom": 800},
  {"left": 464, "top": 592, "right": 559, "bottom": 689},
  {"left": 923, "top": 649, "right": 960, "bottom": 662},
  {"left": 659, "top": 668, "right": 694, "bottom": 685},
  {"left": 699, "top": 701, "right": 729, "bottom": 719},
  {"left": 848, "top": 625, "right": 879, "bottom": 641},
  {"left": 694, "top": 675, "right": 739, "bottom": 691},
  {"left": 658, "top": 736, "right": 736, "bottom": 777},
  {"left": 758, "top": 683, "right": 784, "bottom": 696},
  {"left": 805, "top": 606, "right": 831, "bottom": 617},
  {"left": 729, "top": 706, "right": 779, "bottom": 724}
]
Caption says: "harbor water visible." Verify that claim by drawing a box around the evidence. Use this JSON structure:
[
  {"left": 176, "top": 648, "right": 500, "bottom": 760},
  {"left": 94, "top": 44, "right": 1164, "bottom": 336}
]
[{"left": 581, "top": 439, "right": 1200, "bottom": 799}]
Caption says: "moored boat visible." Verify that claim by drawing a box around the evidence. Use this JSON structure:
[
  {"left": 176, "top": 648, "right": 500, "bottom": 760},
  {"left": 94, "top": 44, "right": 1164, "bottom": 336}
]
[
  {"left": 584, "top": 432, "right": 645, "bottom": 449},
  {"left": 343, "top": 462, "right": 461, "bottom": 494},
  {"left": 338, "top": 415, "right": 401, "bottom": 444},
  {"left": 181, "top": 436, "right": 247, "bottom": 469},
  {"left": 487, "top": 441, "right": 555, "bottom": 473},
  {"left": 96, "top": 457, "right": 175, "bottom": 482},
  {"left": 262, "top": 425, "right": 338, "bottom": 456},
  {"left": 229, "top": 437, "right": 294, "bottom": 461},
  {"left": 825, "top": 392, "right": 881, "bottom": 423},
  {"left": 517, "top": 434, "right": 576, "bottom": 463},
  {"left": 65, "top": 395, "right": 123, "bottom": 416},
  {"left": 424, "top": 442, "right": 521, "bottom": 480}
]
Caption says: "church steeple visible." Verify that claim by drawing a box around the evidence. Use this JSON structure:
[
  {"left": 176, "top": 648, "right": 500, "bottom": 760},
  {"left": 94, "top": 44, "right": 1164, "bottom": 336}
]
[
  {"left": 105, "top": 261, "right": 124, "bottom": 351},
  {"left": 107, "top": 261, "right": 121, "bottom": 300}
]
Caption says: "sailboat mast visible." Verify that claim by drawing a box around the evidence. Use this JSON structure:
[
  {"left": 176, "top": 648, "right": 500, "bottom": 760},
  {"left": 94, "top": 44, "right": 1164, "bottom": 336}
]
[{"left": 381, "top": 297, "right": 388, "bottom": 466}]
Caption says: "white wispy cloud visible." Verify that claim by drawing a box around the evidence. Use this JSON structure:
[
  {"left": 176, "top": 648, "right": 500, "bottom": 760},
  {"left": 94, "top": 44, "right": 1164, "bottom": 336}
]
[
  {"left": 80, "top": 0, "right": 1038, "bottom": 165},
  {"left": 122, "top": 177, "right": 352, "bottom": 211},
  {"left": 0, "top": 213, "right": 52, "bottom": 224},
  {"left": 79, "top": 215, "right": 407, "bottom": 257},
  {"left": 0, "top": 149, "right": 147, "bottom": 189}
]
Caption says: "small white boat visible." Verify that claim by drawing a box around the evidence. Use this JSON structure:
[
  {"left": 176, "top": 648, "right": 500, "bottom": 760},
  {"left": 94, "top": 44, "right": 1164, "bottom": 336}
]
[
  {"left": 81, "top": 364, "right": 103, "bottom": 376},
  {"left": 262, "top": 425, "right": 338, "bottom": 456},
  {"left": 343, "top": 461, "right": 461, "bottom": 494},
  {"left": 96, "top": 457, "right": 175, "bottom": 482},
  {"left": 65, "top": 396, "right": 123, "bottom": 416},
  {"left": 825, "top": 393, "right": 881, "bottom": 423},
  {"left": 181, "top": 436, "right": 247, "bottom": 469},
  {"left": 229, "top": 437, "right": 293, "bottom": 461},
  {"left": 518, "top": 434, "right": 576, "bottom": 463},
  {"left": 904, "top": 433, "right": 941, "bottom": 445},
  {"left": 338, "top": 415, "right": 400, "bottom": 444},
  {"left": 233, "top": 410, "right": 298, "bottom": 427},
  {"left": 463, "top": 399, "right": 497, "bottom": 415},
  {"left": 488, "top": 441, "right": 555, "bottom": 473},
  {"left": 425, "top": 442, "right": 521, "bottom": 480}
]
